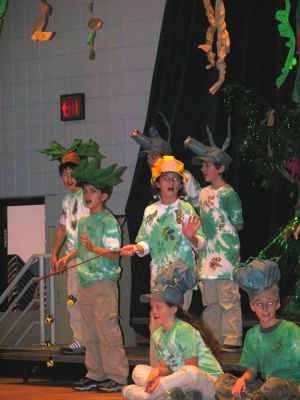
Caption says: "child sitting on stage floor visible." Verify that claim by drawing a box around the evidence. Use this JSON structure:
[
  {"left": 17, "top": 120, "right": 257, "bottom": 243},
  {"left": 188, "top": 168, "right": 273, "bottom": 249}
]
[
  {"left": 215, "top": 259, "right": 300, "bottom": 400},
  {"left": 57, "top": 157, "right": 129, "bottom": 393},
  {"left": 123, "top": 261, "right": 223, "bottom": 400}
]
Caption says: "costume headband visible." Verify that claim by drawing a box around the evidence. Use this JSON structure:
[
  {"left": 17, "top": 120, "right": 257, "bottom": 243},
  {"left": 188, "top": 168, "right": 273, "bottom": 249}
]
[
  {"left": 184, "top": 118, "right": 232, "bottom": 168},
  {"left": 40, "top": 139, "right": 104, "bottom": 164},
  {"left": 72, "top": 157, "right": 126, "bottom": 190},
  {"left": 131, "top": 112, "right": 172, "bottom": 156},
  {"left": 151, "top": 156, "right": 184, "bottom": 180}
]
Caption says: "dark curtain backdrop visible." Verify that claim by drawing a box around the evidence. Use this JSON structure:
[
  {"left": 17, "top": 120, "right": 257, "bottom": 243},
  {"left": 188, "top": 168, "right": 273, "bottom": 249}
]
[{"left": 125, "top": 0, "right": 297, "bottom": 335}]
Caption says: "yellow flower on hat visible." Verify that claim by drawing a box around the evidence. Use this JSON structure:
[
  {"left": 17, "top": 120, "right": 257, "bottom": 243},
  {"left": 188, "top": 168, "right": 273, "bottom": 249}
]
[{"left": 151, "top": 156, "right": 184, "bottom": 180}]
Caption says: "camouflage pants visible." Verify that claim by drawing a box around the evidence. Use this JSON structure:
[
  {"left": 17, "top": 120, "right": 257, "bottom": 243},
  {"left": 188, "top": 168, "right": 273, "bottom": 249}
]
[{"left": 215, "top": 373, "right": 300, "bottom": 400}]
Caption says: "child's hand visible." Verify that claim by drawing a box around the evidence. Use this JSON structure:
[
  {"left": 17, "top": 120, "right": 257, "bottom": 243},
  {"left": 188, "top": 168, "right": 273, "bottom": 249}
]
[
  {"left": 145, "top": 368, "right": 160, "bottom": 394},
  {"left": 57, "top": 256, "right": 69, "bottom": 273},
  {"left": 231, "top": 376, "right": 246, "bottom": 399},
  {"left": 182, "top": 215, "right": 202, "bottom": 241},
  {"left": 51, "top": 254, "right": 58, "bottom": 272},
  {"left": 120, "top": 244, "right": 138, "bottom": 257},
  {"left": 80, "top": 235, "right": 94, "bottom": 252}
]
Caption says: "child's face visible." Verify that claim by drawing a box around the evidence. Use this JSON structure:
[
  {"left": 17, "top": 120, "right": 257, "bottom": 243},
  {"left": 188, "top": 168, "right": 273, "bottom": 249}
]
[
  {"left": 201, "top": 161, "right": 225, "bottom": 184},
  {"left": 155, "top": 173, "right": 182, "bottom": 203},
  {"left": 83, "top": 184, "right": 108, "bottom": 213},
  {"left": 61, "top": 167, "right": 79, "bottom": 193},
  {"left": 150, "top": 301, "right": 177, "bottom": 330},
  {"left": 250, "top": 296, "right": 280, "bottom": 328},
  {"left": 146, "top": 152, "right": 162, "bottom": 167}
]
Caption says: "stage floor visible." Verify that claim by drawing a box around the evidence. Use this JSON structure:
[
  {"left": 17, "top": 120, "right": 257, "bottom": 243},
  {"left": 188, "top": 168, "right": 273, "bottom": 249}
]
[
  {"left": 0, "top": 377, "right": 124, "bottom": 400},
  {"left": 0, "top": 345, "right": 244, "bottom": 399}
]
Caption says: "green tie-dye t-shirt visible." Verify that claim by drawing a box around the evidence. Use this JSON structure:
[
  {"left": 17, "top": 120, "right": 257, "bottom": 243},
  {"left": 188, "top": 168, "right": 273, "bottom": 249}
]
[
  {"left": 198, "top": 184, "right": 243, "bottom": 280},
  {"left": 240, "top": 320, "right": 300, "bottom": 385},
  {"left": 136, "top": 199, "right": 205, "bottom": 289},
  {"left": 76, "top": 210, "right": 121, "bottom": 287},
  {"left": 59, "top": 190, "right": 89, "bottom": 251},
  {"left": 153, "top": 318, "right": 223, "bottom": 377}
]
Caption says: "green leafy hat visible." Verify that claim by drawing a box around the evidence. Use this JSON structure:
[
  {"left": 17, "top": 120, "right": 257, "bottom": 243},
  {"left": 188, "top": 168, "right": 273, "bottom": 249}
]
[
  {"left": 40, "top": 139, "right": 105, "bottom": 164},
  {"left": 71, "top": 157, "right": 127, "bottom": 190}
]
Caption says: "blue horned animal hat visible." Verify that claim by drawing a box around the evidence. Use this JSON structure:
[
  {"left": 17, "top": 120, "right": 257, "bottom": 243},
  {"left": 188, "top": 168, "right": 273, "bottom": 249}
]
[
  {"left": 234, "top": 258, "right": 280, "bottom": 303},
  {"left": 140, "top": 260, "right": 197, "bottom": 307},
  {"left": 131, "top": 112, "right": 172, "bottom": 156},
  {"left": 184, "top": 118, "right": 232, "bottom": 168}
]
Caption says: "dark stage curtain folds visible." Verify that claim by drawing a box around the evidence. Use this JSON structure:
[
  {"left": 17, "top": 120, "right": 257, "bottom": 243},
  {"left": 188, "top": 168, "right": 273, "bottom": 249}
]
[{"left": 125, "top": 0, "right": 298, "bottom": 336}]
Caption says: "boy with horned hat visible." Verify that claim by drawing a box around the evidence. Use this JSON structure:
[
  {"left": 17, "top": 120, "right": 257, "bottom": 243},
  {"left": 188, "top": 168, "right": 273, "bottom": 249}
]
[
  {"left": 57, "top": 157, "right": 129, "bottom": 392},
  {"left": 215, "top": 259, "right": 300, "bottom": 400},
  {"left": 40, "top": 139, "right": 103, "bottom": 355},
  {"left": 184, "top": 120, "right": 244, "bottom": 351},
  {"left": 131, "top": 112, "right": 201, "bottom": 213}
]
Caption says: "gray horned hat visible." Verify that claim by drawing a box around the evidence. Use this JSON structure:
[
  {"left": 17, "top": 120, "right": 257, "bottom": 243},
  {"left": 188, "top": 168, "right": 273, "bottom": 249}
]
[
  {"left": 184, "top": 118, "right": 232, "bottom": 168},
  {"left": 234, "top": 258, "right": 280, "bottom": 303},
  {"left": 140, "top": 260, "right": 197, "bottom": 306},
  {"left": 131, "top": 112, "right": 172, "bottom": 156}
]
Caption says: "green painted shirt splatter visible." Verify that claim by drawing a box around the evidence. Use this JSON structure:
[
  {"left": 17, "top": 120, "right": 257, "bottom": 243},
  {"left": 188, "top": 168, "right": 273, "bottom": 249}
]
[
  {"left": 59, "top": 190, "right": 89, "bottom": 251},
  {"left": 76, "top": 210, "right": 121, "bottom": 287},
  {"left": 240, "top": 320, "right": 300, "bottom": 385},
  {"left": 198, "top": 184, "right": 243, "bottom": 280},
  {"left": 153, "top": 318, "right": 223, "bottom": 377},
  {"left": 136, "top": 199, "right": 205, "bottom": 289}
]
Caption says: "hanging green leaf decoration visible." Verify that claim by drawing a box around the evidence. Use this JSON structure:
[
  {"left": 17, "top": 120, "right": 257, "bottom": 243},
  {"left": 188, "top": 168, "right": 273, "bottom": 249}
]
[
  {"left": 275, "top": 0, "right": 297, "bottom": 88},
  {"left": 0, "top": 0, "right": 9, "bottom": 35}
]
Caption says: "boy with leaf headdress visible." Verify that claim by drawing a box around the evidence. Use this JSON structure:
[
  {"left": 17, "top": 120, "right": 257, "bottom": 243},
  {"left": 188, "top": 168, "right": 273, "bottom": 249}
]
[
  {"left": 40, "top": 139, "right": 103, "bottom": 355},
  {"left": 57, "top": 158, "right": 129, "bottom": 392}
]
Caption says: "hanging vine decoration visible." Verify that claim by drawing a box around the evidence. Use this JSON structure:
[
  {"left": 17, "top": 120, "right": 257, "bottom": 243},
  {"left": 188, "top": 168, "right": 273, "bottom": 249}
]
[
  {"left": 275, "top": 0, "right": 297, "bottom": 88},
  {"left": 198, "top": 0, "right": 216, "bottom": 70},
  {"left": 198, "top": 0, "right": 230, "bottom": 95},
  {"left": 31, "top": 0, "right": 54, "bottom": 41},
  {"left": 0, "top": 0, "right": 9, "bottom": 36},
  {"left": 86, "top": 1, "right": 103, "bottom": 60}
]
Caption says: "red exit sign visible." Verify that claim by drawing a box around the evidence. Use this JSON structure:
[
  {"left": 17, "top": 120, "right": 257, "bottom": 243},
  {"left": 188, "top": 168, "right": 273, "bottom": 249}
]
[{"left": 60, "top": 93, "right": 85, "bottom": 121}]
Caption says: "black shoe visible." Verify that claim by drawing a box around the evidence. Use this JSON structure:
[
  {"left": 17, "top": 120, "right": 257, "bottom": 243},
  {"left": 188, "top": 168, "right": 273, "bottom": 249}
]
[
  {"left": 73, "top": 377, "right": 108, "bottom": 391},
  {"left": 60, "top": 340, "right": 86, "bottom": 355},
  {"left": 96, "top": 379, "right": 125, "bottom": 393}
]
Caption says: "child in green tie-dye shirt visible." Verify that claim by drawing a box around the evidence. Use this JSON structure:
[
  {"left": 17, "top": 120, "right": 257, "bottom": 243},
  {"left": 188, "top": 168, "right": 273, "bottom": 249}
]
[
  {"left": 185, "top": 128, "right": 244, "bottom": 350},
  {"left": 123, "top": 262, "right": 222, "bottom": 400},
  {"left": 58, "top": 159, "right": 129, "bottom": 393}
]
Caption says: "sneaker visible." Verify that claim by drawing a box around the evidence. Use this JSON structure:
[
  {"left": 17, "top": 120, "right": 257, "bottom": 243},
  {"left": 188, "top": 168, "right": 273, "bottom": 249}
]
[
  {"left": 96, "top": 379, "right": 125, "bottom": 393},
  {"left": 60, "top": 340, "right": 86, "bottom": 355},
  {"left": 73, "top": 377, "right": 107, "bottom": 391}
]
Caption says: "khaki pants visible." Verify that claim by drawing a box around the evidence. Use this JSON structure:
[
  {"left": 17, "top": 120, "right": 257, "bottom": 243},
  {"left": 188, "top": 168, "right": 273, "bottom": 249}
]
[
  {"left": 123, "top": 365, "right": 216, "bottom": 400},
  {"left": 78, "top": 280, "right": 129, "bottom": 384},
  {"left": 199, "top": 280, "right": 242, "bottom": 346},
  {"left": 149, "top": 289, "right": 193, "bottom": 367},
  {"left": 215, "top": 373, "right": 300, "bottom": 400},
  {"left": 67, "top": 259, "right": 84, "bottom": 344}
]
